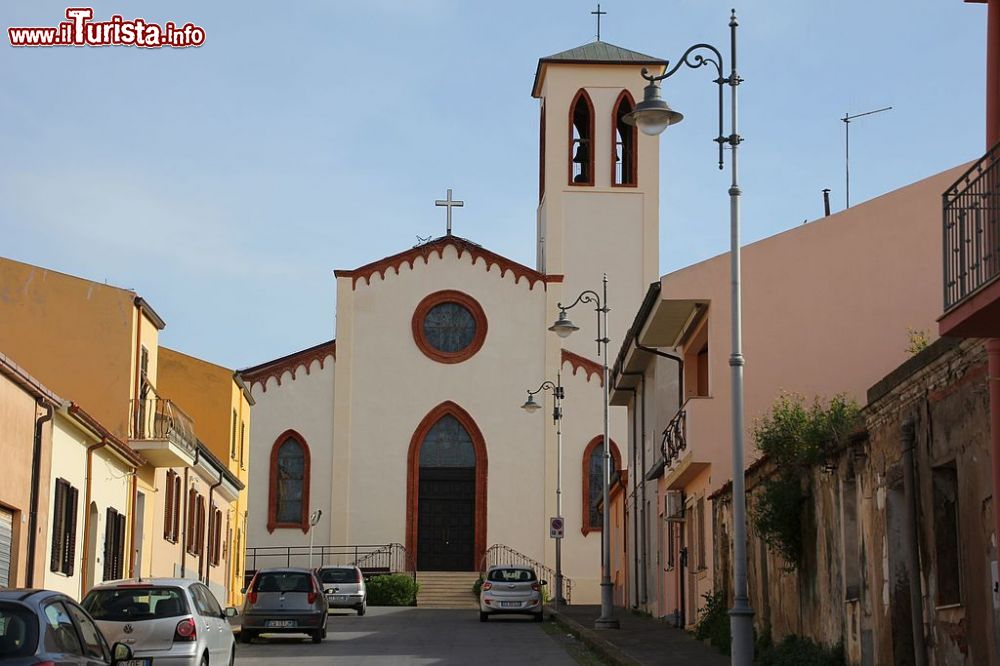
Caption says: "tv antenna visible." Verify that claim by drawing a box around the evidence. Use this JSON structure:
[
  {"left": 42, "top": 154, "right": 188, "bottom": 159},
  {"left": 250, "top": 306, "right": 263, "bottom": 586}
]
[{"left": 842, "top": 106, "right": 892, "bottom": 209}]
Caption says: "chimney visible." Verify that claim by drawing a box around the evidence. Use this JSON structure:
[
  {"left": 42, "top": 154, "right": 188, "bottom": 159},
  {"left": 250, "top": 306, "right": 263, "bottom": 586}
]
[{"left": 822, "top": 189, "right": 831, "bottom": 217}]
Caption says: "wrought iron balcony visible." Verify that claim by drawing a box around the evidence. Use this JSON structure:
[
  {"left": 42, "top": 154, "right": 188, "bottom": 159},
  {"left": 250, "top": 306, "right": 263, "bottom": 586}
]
[
  {"left": 128, "top": 390, "right": 197, "bottom": 467},
  {"left": 661, "top": 407, "right": 687, "bottom": 466},
  {"left": 943, "top": 142, "right": 1000, "bottom": 312}
]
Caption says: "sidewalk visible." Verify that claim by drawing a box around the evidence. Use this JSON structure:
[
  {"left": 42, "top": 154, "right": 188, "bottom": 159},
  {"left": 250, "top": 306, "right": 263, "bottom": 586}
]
[{"left": 547, "top": 605, "right": 730, "bottom": 666}]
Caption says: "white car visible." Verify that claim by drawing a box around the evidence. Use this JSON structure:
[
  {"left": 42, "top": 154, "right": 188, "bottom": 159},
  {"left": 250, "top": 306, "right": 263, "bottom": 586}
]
[
  {"left": 479, "top": 566, "right": 545, "bottom": 622},
  {"left": 316, "top": 566, "right": 367, "bottom": 616},
  {"left": 82, "top": 578, "right": 237, "bottom": 666}
]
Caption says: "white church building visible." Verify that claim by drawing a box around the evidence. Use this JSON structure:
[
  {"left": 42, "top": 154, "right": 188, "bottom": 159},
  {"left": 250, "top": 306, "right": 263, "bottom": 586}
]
[{"left": 241, "top": 39, "right": 668, "bottom": 603}]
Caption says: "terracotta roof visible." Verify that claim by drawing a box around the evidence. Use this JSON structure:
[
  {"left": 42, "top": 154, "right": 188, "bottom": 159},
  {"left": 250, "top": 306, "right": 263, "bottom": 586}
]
[
  {"left": 240, "top": 340, "right": 336, "bottom": 393},
  {"left": 532, "top": 40, "right": 666, "bottom": 97},
  {"left": 561, "top": 348, "right": 603, "bottom": 386},
  {"left": 333, "top": 235, "right": 562, "bottom": 291}
]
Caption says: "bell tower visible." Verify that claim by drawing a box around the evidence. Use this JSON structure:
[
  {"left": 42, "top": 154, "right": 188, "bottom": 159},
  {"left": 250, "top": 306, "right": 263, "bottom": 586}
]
[{"left": 533, "top": 42, "right": 666, "bottom": 352}]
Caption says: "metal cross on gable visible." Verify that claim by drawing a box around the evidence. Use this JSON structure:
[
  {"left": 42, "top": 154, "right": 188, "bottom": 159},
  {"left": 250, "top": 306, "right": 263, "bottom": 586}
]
[
  {"left": 435, "top": 188, "right": 464, "bottom": 236},
  {"left": 592, "top": 3, "right": 607, "bottom": 41}
]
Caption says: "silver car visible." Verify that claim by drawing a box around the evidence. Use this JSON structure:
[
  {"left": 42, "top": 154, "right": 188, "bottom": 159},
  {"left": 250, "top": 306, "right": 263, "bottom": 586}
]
[
  {"left": 479, "top": 565, "right": 545, "bottom": 622},
  {"left": 82, "top": 578, "right": 237, "bottom": 666},
  {"left": 240, "top": 568, "right": 328, "bottom": 644},
  {"left": 316, "top": 566, "right": 367, "bottom": 616}
]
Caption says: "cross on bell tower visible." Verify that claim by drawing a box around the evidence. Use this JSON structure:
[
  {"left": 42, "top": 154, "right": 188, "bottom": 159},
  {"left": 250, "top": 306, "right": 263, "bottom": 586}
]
[
  {"left": 435, "top": 188, "right": 464, "bottom": 236},
  {"left": 591, "top": 3, "right": 607, "bottom": 41}
]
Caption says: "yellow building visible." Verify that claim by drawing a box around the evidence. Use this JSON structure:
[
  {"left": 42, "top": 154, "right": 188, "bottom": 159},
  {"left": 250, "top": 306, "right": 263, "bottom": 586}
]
[
  {"left": 0, "top": 256, "right": 230, "bottom": 600},
  {"left": 157, "top": 347, "right": 253, "bottom": 605}
]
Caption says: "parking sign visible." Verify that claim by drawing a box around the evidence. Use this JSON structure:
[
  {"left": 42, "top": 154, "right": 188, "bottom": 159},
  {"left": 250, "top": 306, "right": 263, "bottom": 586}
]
[{"left": 550, "top": 516, "right": 564, "bottom": 539}]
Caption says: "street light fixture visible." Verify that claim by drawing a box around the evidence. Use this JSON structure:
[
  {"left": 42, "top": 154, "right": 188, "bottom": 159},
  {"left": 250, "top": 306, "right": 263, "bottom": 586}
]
[
  {"left": 521, "top": 376, "right": 566, "bottom": 605},
  {"left": 623, "top": 10, "right": 754, "bottom": 664},
  {"left": 549, "top": 274, "right": 617, "bottom": 629},
  {"left": 308, "top": 509, "right": 323, "bottom": 569}
]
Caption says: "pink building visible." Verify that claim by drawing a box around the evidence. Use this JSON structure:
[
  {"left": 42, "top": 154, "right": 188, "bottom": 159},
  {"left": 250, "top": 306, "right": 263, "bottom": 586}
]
[{"left": 610, "top": 163, "right": 967, "bottom": 624}]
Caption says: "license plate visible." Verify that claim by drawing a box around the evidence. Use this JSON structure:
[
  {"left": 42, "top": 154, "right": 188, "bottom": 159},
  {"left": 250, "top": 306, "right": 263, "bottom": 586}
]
[
  {"left": 500, "top": 601, "right": 520, "bottom": 608},
  {"left": 121, "top": 660, "right": 151, "bottom": 666},
  {"left": 265, "top": 620, "right": 296, "bottom": 628}
]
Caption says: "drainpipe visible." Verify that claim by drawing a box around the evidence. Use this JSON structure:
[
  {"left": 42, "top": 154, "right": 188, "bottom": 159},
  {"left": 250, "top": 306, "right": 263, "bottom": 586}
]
[
  {"left": 26, "top": 400, "right": 54, "bottom": 588},
  {"left": 127, "top": 472, "right": 138, "bottom": 578},
  {"left": 634, "top": 343, "right": 683, "bottom": 413},
  {"left": 81, "top": 438, "right": 109, "bottom": 594},
  {"left": 900, "top": 417, "right": 927, "bottom": 666},
  {"left": 638, "top": 373, "right": 648, "bottom": 605},
  {"left": 619, "top": 376, "right": 642, "bottom": 609},
  {"left": 204, "top": 470, "right": 224, "bottom": 585}
]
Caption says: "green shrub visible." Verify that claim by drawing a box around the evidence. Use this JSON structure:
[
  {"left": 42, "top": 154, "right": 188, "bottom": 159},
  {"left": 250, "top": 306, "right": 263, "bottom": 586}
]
[
  {"left": 693, "top": 591, "right": 730, "bottom": 656},
  {"left": 755, "top": 633, "right": 844, "bottom": 666},
  {"left": 751, "top": 393, "right": 860, "bottom": 566},
  {"left": 366, "top": 574, "right": 419, "bottom": 606},
  {"left": 472, "top": 577, "right": 483, "bottom": 597}
]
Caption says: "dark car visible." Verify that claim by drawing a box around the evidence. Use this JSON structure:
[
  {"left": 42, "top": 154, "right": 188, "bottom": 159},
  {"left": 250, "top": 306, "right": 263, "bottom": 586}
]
[
  {"left": 0, "top": 588, "right": 134, "bottom": 666},
  {"left": 240, "top": 568, "right": 328, "bottom": 644}
]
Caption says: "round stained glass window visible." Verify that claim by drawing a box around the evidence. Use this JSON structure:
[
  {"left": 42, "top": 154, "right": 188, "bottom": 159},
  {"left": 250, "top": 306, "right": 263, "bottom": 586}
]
[
  {"left": 423, "top": 302, "right": 475, "bottom": 353},
  {"left": 412, "top": 290, "right": 487, "bottom": 364}
]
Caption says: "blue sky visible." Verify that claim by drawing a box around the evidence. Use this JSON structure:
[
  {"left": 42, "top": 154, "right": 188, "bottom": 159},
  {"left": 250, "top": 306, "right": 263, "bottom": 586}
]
[{"left": 0, "top": 1, "right": 987, "bottom": 369}]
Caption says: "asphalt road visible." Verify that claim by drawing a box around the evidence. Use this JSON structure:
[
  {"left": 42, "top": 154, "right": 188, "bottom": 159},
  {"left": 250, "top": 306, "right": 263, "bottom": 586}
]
[{"left": 234, "top": 607, "right": 582, "bottom": 665}]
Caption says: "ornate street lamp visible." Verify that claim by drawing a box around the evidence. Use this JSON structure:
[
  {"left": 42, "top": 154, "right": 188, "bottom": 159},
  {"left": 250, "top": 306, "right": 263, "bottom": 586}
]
[
  {"left": 623, "top": 10, "right": 754, "bottom": 663},
  {"left": 521, "top": 376, "right": 566, "bottom": 605},
  {"left": 549, "top": 274, "right": 617, "bottom": 629}
]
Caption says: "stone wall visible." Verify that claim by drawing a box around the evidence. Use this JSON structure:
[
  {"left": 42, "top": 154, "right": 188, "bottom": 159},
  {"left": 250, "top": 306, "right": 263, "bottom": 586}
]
[{"left": 713, "top": 338, "right": 999, "bottom": 665}]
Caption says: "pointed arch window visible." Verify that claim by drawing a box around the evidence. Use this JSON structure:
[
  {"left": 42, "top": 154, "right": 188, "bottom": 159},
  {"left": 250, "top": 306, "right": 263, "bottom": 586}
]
[
  {"left": 267, "top": 430, "right": 311, "bottom": 533},
  {"left": 582, "top": 436, "right": 622, "bottom": 534},
  {"left": 569, "top": 89, "right": 595, "bottom": 186},
  {"left": 612, "top": 91, "right": 638, "bottom": 186}
]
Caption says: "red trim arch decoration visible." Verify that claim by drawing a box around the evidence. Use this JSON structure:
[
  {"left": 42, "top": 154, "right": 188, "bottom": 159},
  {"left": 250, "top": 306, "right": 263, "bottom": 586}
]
[
  {"left": 267, "top": 429, "right": 311, "bottom": 533},
  {"left": 412, "top": 290, "right": 488, "bottom": 364},
  {"left": 581, "top": 435, "right": 622, "bottom": 535},
  {"left": 405, "top": 402, "right": 488, "bottom": 571},
  {"left": 611, "top": 89, "right": 638, "bottom": 187},
  {"left": 561, "top": 349, "right": 604, "bottom": 385},
  {"left": 568, "top": 88, "right": 596, "bottom": 187}
]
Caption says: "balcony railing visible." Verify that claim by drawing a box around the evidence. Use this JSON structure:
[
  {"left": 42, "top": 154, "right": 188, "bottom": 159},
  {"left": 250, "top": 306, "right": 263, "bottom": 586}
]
[
  {"left": 129, "top": 392, "right": 197, "bottom": 458},
  {"left": 661, "top": 406, "right": 687, "bottom": 467},
  {"left": 944, "top": 141, "right": 1000, "bottom": 311}
]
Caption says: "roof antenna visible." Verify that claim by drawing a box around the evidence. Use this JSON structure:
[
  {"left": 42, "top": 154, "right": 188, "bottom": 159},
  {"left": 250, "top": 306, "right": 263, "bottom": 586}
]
[{"left": 842, "top": 106, "right": 892, "bottom": 208}]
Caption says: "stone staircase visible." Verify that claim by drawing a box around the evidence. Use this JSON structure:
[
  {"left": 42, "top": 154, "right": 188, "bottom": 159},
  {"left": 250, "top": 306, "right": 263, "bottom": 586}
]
[{"left": 415, "top": 571, "right": 481, "bottom": 608}]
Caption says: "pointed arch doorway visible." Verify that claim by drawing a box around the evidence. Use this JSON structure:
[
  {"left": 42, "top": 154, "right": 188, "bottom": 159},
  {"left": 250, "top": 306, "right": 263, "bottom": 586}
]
[{"left": 406, "top": 402, "right": 487, "bottom": 571}]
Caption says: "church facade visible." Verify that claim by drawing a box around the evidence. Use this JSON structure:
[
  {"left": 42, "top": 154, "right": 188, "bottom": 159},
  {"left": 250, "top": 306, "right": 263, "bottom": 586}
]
[{"left": 241, "top": 40, "right": 667, "bottom": 603}]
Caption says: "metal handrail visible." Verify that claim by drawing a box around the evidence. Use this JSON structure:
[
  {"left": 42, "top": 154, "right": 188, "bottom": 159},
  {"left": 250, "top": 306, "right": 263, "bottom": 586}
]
[
  {"left": 479, "top": 544, "right": 573, "bottom": 604},
  {"left": 660, "top": 403, "right": 688, "bottom": 465},
  {"left": 128, "top": 393, "right": 197, "bottom": 456},
  {"left": 246, "top": 543, "right": 412, "bottom": 574},
  {"left": 943, "top": 141, "right": 1000, "bottom": 310}
]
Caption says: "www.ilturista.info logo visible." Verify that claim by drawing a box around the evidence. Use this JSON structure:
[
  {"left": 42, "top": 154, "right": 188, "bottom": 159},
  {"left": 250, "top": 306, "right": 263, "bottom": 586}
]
[{"left": 8, "top": 8, "right": 205, "bottom": 48}]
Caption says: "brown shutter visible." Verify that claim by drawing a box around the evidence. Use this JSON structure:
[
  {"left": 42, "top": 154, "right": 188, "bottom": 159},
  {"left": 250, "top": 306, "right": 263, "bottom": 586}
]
[
  {"left": 172, "top": 476, "right": 181, "bottom": 541},
  {"left": 115, "top": 513, "right": 126, "bottom": 579},
  {"left": 103, "top": 508, "right": 114, "bottom": 580},
  {"left": 65, "top": 486, "right": 78, "bottom": 576},
  {"left": 50, "top": 479, "right": 66, "bottom": 572}
]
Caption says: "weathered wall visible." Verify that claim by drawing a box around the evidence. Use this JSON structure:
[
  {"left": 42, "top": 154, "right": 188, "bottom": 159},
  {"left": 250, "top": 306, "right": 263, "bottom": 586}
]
[{"left": 712, "top": 338, "right": 999, "bottom": 665}]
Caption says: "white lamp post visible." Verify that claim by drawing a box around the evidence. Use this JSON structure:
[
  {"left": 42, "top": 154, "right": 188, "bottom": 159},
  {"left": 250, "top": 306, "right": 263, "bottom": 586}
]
[
  {"left": 623, "top": 10, "right": 754, "bottom": 663},
  {"left": 550, "top": 274, "right": 618, "bottom": 629},
  {"left": 308, "top": 509, "right": 322, "bottom": 569},
  {"left": 521, "top": 375, "right": 566, "bottom": 605}
]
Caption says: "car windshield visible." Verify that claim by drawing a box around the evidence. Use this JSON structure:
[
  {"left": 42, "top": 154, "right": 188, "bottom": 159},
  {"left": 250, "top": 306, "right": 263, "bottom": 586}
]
[
  {"left": 254, "top": 572, "right": 313, "bottom": 593},
  {"left": 318, "top": 569, "right": 358, "bottom": 584},
  {"left": 487, "top": 568, "right": 537, "bottom": 582},
  {"left": 82, "top": 587, "right": 188, "bottom": 621},
  {"left": 0, "top": 604, "right": 38, "bottom": 657}
]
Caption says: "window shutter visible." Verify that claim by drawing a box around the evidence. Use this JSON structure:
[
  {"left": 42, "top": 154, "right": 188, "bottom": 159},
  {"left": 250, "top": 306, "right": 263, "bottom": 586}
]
[
  {"left": 103, "top": 509, "right": 114, "bottom": 581},
  {"left": 115, "top": 513, "right": 126, "bottom": 579},
  {"left": 172, "top": 476, "right": 181, "bottom": 541},
  {"left": 65, "top": 486, "right": 78, "bottom": 576},
  {"left": 50, "top": 479, "right": 66, "bottom": 572}
]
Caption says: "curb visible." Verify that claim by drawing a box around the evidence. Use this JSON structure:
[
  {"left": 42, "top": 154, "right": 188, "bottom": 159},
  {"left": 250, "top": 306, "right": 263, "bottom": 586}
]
[{"left": 546, "top": 606, "right": 643, "bottom": 666}]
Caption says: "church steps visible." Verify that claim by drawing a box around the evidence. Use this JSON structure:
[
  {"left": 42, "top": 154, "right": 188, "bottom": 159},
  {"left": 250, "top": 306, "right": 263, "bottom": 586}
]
[{"left": 415, "top": 571, "right": 482, "bottom": 608}]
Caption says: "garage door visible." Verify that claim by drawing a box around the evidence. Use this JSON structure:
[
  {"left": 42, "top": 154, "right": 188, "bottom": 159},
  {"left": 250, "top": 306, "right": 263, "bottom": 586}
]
[{"left": 0, "top": 508, "right": 12, "bottom": 588}]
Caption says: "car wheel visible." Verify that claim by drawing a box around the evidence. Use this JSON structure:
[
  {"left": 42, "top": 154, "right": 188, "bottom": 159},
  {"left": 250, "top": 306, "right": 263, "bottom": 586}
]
[
  {"left": 533, "top": 611, "right": 543, "bottom": 623},
  {"left": 479, "top": 611, "right": 488, "bottom": 622},
  {"left": 311, "top": 629, "right": 323, "bottom": 644},
  {"left": 357, "top": 602, "right": 366, "bottom": 617},
  {"left": 239, "top": 629, "right": 253, "bottom": 644},
  {"left": 229, "top": 647, "right": 235, "bottom": 666},
  {"left": 201, "top": 653, "right": 209, "bottom": 666}
]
